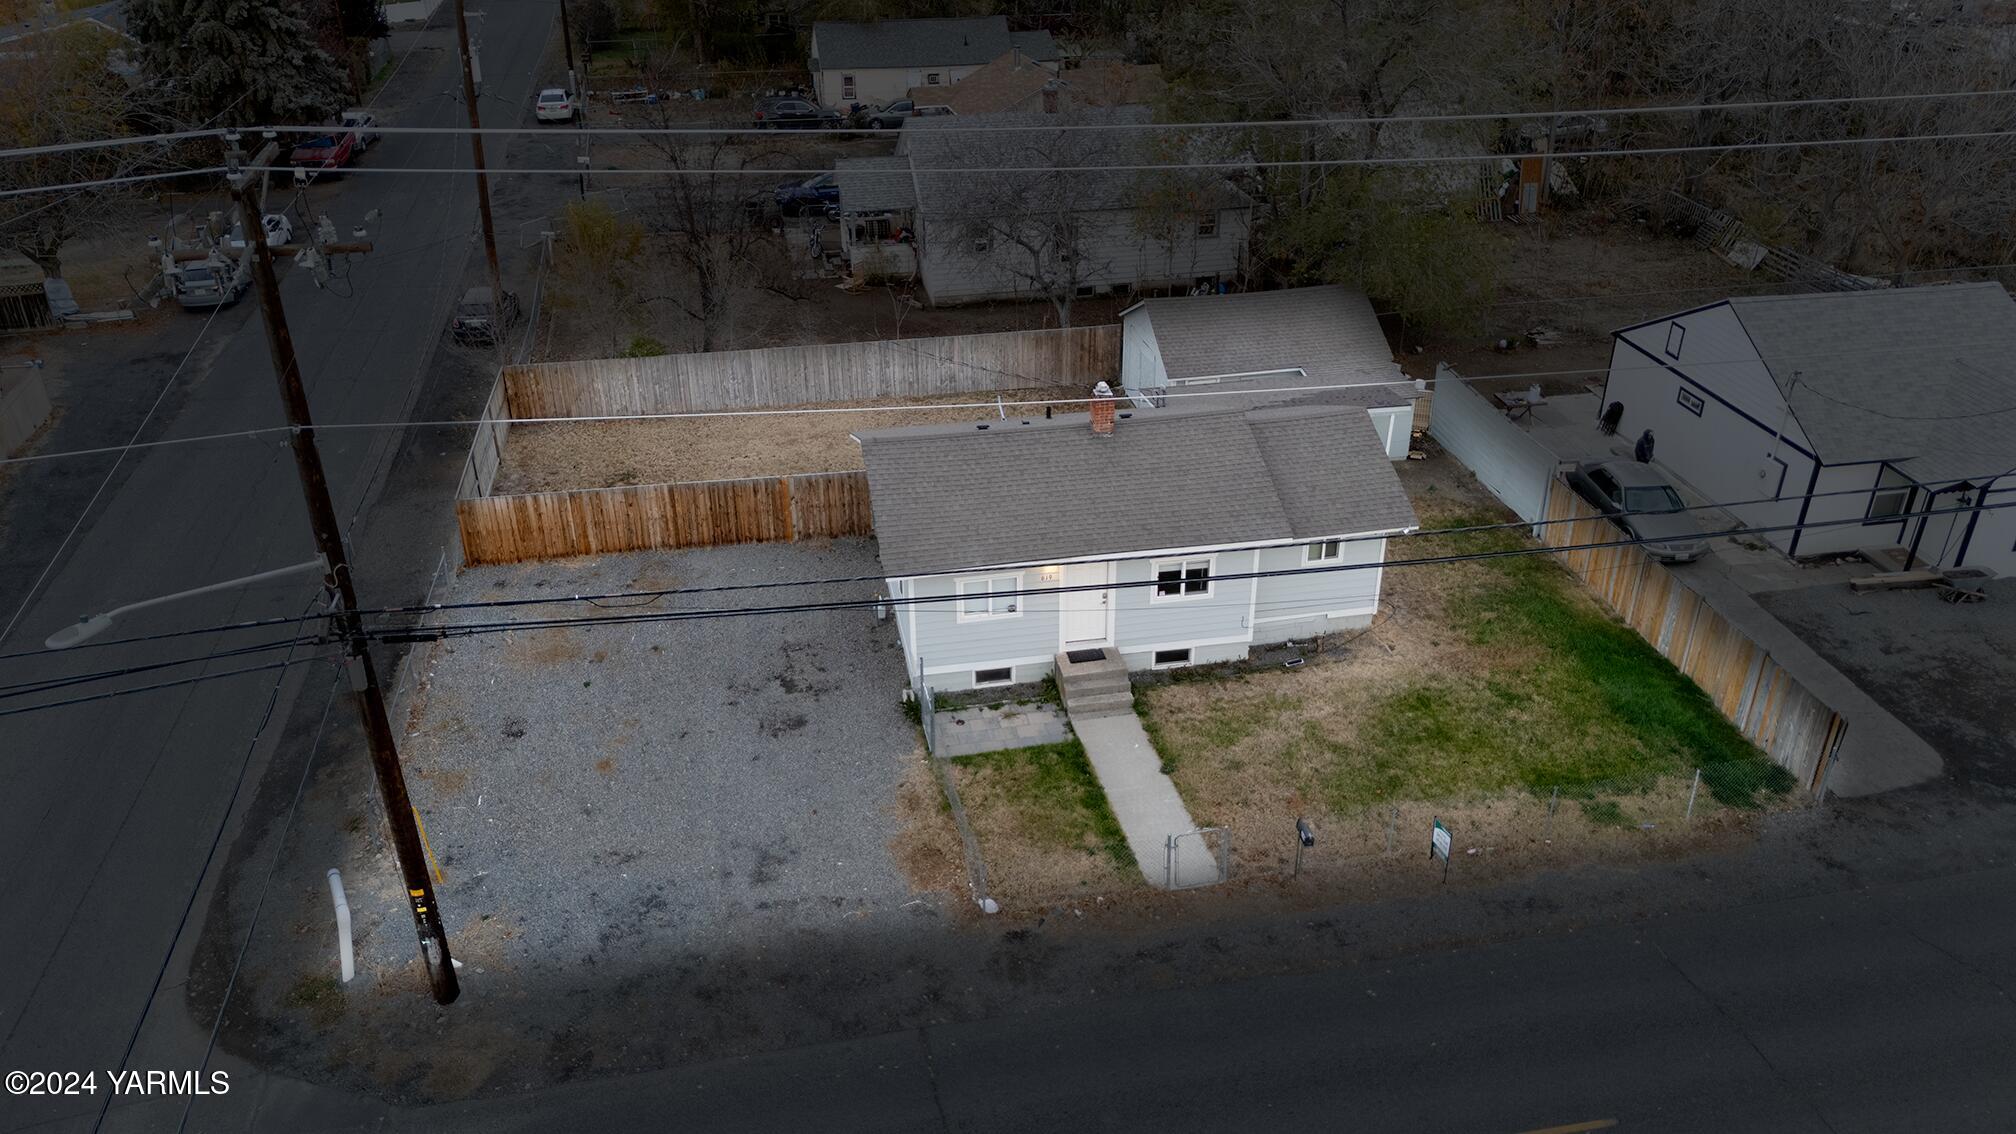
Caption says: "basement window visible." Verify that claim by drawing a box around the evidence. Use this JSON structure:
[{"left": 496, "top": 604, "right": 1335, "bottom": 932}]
[
  {"left": 973, "top": 667, "right": 1014, "bottom": 687},
  {"left": 1152, "top": 648, "right": 1193, "bottom": 668}
]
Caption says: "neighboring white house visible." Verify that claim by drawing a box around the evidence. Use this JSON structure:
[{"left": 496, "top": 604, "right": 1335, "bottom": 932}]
[
  {"left": 808, "top": 17, "right": 1058, "bottom": 107},
  {"left": 1600, "top": 282, "right": 2016, "bottom": 574},
  {"left": 856, "top": 398, "right": 1419, "bottom": 694},
  {"left": 1119, "top": 286, "right": 1420, "bottom": 460},
  {"left": 835, "top": 105, "right": 1252, "bottom": 306}
]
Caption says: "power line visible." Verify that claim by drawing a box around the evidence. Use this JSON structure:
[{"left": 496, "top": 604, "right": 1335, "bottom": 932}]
[
  {"left": 8, "top": 123, "right": 2016, "bottom": 200},
  {"left": 0, "top": 301, "right": 229, "bottom": 648},
  {"left": 7, "top": 86, "right": 2013, "bottom": 160},
  {"left": 7, "top": 325, "right": 2016, "bottom": 471},
  {"left": 5, "top": 494, "right": 2009, "bottom": 714}
]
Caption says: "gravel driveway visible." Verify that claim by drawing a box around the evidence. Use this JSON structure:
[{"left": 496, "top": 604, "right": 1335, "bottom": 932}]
[
  {"left": 1756, "top": 579, "right": 2016, "bottom": 793},
  {"left": 396, "top": 539, "right": 925, "bottom": 964}
]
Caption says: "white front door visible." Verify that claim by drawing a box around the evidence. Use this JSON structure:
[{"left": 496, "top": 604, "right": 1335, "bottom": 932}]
[{"left": 1060, "top": 562, "right": 1111, "bottom": 645}]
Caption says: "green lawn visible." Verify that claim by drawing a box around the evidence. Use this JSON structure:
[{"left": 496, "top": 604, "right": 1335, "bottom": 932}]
[
  {"left": 1139, "top": 507, "right": 1793, "bottom": 823},
  {"left": 952, "top": 740, "right": 1136, "bottom": 875}
]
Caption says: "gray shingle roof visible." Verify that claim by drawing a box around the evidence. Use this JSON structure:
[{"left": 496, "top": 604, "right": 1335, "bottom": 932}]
[
  {"left": 896, "top": 105, "right": 1249, "bottom": 216},
  {"left": 1129, "top": 286, "right": 1413, "bottom": 408},
  {"left": 834, "top": 155, "right": 916, "bottom": 212},
  {"left": 811, "top": 18, "right": 1055, "bottom": 71},
  {"left": 857, "top": 403, "right": 1418, "bottom": 576},
  {"left": 1724, "top": 282, "right": 2016, "bottom": 483}
]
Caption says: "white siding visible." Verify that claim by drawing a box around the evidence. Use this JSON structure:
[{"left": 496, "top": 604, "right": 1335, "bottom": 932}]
[
  {"left": 1425, "top": 369, "right": 1557, "bottom": 524},
  {"left": 1368, "top": 405, "right": 1413, "bottom": 461},
  {"left": 1602, "top": 336, "right": 1815, "bottom": 555},
  {"left": 1110, "top": 549, "right": 1259, "bottom": 668},
  {"left": 1613, "top": 305, "right": 1811, "bottom": 449},
  {"left": 813, "top": 64, "right": 993, "bottom": 107},
  {"left": 1959, "top": 484, "right": 2016, "bottom": 575},
  {"left": 1119, "top": 308, "right": 1167, "bottom": 404},
  {"left": 1792, "top": 463, "right": 1889, "bottom": 558},
  {"left": 920, "top": 207, "right": 1250, "bottom": 306},
  {"left": 1251, "top": 539, "right": 1383, "bottom": 626},
  {"left": 902, "top": 569, "right": 1061, "bottom": 673}
]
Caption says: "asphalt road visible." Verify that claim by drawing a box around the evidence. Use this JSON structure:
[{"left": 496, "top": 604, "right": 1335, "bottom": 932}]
[{"left": 0, "top": 7, "right": 557, "bottom": 1130}]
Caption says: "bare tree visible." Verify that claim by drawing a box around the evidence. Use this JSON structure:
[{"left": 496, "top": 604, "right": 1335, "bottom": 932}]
[
  {"left": 630, "top": 114, "right": 805, "bottom": 351},
  {"left": 0, "top": 25, "right": 183, "bottom": 277}
]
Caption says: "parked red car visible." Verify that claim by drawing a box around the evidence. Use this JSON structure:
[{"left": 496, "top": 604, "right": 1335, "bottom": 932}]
[{"left": 289, "top": 130, "right": 359, "bottom": 177}]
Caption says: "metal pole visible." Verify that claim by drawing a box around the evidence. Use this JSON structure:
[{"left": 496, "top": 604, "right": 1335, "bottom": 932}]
[
  {"left": 327, "top": 869, "right": 354, "bottom": 983},
  {"left": 236, "top": 184, "right": 459, "bottom": 1005},
  {"left": 1685, "top": 768, "right": 1701, "bottom": 822},
  {"left": 453, "top": 0, "right": 506, "bottom": 321},
  {"left": 1293, "top": 836, "right": 1303, "bottom": 878}
]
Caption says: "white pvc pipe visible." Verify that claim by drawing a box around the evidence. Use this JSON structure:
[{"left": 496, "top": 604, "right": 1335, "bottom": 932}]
[{"left": 327, "top": 868, "right": 354, "bottom": 983}]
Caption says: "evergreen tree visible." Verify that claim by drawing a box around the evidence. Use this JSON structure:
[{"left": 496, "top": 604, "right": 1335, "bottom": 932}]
[{"left": 127, "top": 0, "right": 352, "bottom": 124}]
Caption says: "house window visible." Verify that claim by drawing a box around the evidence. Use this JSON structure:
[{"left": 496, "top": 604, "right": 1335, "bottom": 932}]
[
  {"left": 973, "top": 666, "right": 1014, "bottom": 687},
  {"left": 1664, "top": 323, "right": 1686, "bottom": 359},
  {"left": 957, "top": 574, "right": 1022, "bottom": 620},
  {"left": 1196, "top": 212, "right": 1218, "bottom": 238},
  {"left": 926, "top": 72, "right": 942, "bottom": 85},
  {"left": 1866, "top": 468, "right": 1913, "bottom": 523},
  {"left": 1153, "top": 558, "right": 1211, "bottom": 599},
  {"left": 1305, "top": 540, "right": 1342, "bottom": 563},
  {"left": 1152, "top": 648, "right": 1193, "bottom": 668},
  {"left": 840, "top": 74, "right": 856, "bottom": 100},
  {"left": 1676, "top": 387, "right": 1705, "bottom": 416}
]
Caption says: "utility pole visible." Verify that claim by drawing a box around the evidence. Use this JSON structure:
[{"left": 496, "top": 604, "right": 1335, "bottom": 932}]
[
  {"left": 453, "top": 0, "right": 506, "bottom": 316},
  {"left": 229, "top": 144, "right": 460, "bottom": 1005},
  {"left": 558, "top": 0, "right": 578, "bottom": 94}
]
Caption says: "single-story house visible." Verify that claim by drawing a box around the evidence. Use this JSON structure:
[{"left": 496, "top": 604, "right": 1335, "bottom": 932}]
[
  {"left": 1600, "top": 282, "right": 2016, "bottom": 574},
  {"left": 1120, "top": 286, "right": 1419, "bottom": 460},
  {"left": 834, "top": 104, "right": 1252, "bottom": 305},
  {"left": 908, "top": 51, "right": 1163, "bottom": 115},
  {"left": 857, "top": 396, "right": 1419, "bottom": 693},
  {"left": 809, "top": 17, "right": 1058, "bottom": 107}
]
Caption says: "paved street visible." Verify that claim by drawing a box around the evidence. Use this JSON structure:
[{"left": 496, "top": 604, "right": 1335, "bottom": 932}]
[{"left": 0, "top": 6, "right": 558, "bottom": 1130}]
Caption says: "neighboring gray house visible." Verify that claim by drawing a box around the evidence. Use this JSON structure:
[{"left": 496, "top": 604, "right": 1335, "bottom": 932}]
[
  {"left": 1120, "top": 286, "right": 1420, "bottom": 460},
  {"left": 809, "top": 17, "right": 1058, "bottom": 107},
  {"left": 835, "top": 105, "right": 1252, "bottom": 306},
  {"left": 1601, "top": 282, "right": 2016, "bottom": 574},
  {"left": 857, "top": 398, "right": 1418, "bottom": 694}
]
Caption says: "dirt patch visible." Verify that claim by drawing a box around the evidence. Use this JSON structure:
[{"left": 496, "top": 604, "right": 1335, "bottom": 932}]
[
  {"left": 503, "top": 626, "right": 587, "bottom": 664},
  {"left": 888, "top": 751, "right": 971, "bottom": 901},
  {"left": 492, "top": 385, "right": 1087, "bottom": 492}
]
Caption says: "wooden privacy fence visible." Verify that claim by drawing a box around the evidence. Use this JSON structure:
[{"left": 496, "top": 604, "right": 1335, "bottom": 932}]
[
  {"left": 1540, "top": 482, "right": 1847, "bottom": 790},
  {"left": 457, "top": 471, "right": 872, "bottom": 565},
  {"left": 500, "top": 324, "right": 1120, "bottom": 418}
]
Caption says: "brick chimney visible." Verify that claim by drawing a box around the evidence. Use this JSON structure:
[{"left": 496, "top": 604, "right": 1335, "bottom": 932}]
[{"left": 1090, "top": 380, "right": 1116, "bottom": 435}]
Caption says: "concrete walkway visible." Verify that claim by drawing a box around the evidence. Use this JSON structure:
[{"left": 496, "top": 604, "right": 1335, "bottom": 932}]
[{"left": 1070, "top": 713, "right": 1219, "bottom": 888}]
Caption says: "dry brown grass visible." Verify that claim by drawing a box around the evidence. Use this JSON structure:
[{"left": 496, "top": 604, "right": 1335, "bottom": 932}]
[
  {"left": 492, "top": 385, "right": 1087, "bottom": 492},
  {"left": 947, "top": 742, "right": 1140, "bottom": 906}
]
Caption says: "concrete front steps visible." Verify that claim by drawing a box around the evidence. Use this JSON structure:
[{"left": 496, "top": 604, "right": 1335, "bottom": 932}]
[{"left": 1054, "top": 649, "right": 1134, "bottom": 719}]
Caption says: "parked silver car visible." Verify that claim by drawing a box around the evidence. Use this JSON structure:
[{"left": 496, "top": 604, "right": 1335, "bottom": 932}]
[{"left": 1563, "top": 459, "right": 1708, "bottom": 563}]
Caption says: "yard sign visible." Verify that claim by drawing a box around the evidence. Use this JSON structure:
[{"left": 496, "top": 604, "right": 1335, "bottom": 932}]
[{"left": 1430, "top": 818, "right": 1452, "bottom": 882}]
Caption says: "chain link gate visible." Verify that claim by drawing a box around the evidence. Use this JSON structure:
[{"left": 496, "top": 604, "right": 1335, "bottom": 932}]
[{"left": 1165, "top": 826, "right": 1231, "bottom": 890}]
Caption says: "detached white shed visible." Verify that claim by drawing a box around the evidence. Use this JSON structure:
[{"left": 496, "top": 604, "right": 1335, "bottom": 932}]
[
  {"left": 1600, "top": 282, "right": 2016, "bottom": 574},
  {"left": 1119, "top": 286, "right": 1418, "bottom": 460}
]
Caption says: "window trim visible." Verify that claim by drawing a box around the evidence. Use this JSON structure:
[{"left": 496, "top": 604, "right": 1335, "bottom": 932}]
[
  {"left": 1151, "top": 647, "right": 1193, "bottom": 669},
  {"left": 955, "top": 573, "right": 1024, "bottom": 622},
  {"left": 925, "top": 72, "right": 942, "bottom": 85},
  {"left": 1676, "top": 386, "right": 1705, "bottom": 416},
  {"left": 973, "top": 666, "right": 1015, "bottom": 687},
  {"left": 1664, "top": 323, "right": 1686, "bottom": 359},
  {"left": 1304, "top": 539, "right": 1342, "bottom": 563},
  {"left": 1865, "top": 469, "right": 1914, "bottom": 524},
  {"left": 840, "top": 74, "right": 856, "bottom": 100},
  {"left": 1195, "top": 212, "right": 1219, "bottom": 238},
  {"left": 1150, "top": 556, "right": 1214, "bottom": 602}
]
